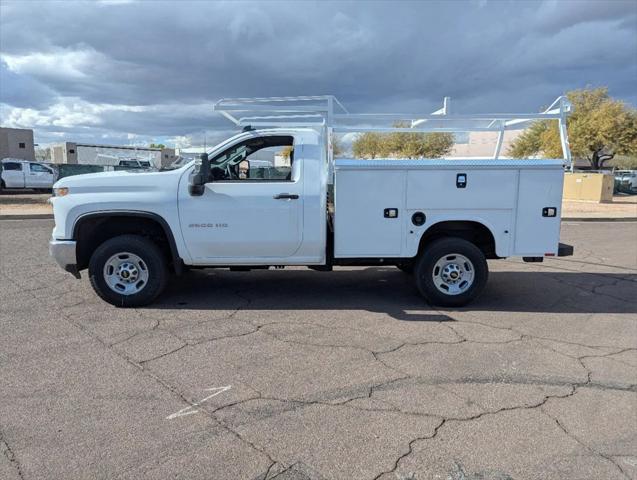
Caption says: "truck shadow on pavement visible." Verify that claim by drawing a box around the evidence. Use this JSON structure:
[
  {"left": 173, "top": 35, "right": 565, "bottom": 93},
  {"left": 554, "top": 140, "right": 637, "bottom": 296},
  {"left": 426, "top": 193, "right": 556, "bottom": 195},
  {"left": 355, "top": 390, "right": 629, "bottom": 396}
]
[{"left": 153, "top": 267, "right": 637, "bottom": 320}]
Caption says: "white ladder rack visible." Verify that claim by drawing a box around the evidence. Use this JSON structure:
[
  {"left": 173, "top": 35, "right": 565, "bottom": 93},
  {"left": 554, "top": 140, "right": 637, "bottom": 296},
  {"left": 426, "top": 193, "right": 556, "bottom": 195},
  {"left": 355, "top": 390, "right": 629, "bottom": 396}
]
[{"left": 213, "top": 95, "right": 572, "bottom": 166}]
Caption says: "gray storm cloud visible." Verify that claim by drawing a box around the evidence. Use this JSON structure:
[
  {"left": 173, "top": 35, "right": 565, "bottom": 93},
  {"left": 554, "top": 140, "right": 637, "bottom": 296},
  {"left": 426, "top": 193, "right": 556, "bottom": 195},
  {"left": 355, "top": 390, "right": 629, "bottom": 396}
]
[{"left": 0, "top": 0, "right": 635, "bottom": 146}]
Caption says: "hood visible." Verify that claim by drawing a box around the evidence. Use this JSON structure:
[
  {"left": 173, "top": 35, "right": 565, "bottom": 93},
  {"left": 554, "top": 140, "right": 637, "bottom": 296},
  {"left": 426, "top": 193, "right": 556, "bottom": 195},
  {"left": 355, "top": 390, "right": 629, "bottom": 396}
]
[{"left": 54, "top": 168, "right": 182, "bottom": 193}]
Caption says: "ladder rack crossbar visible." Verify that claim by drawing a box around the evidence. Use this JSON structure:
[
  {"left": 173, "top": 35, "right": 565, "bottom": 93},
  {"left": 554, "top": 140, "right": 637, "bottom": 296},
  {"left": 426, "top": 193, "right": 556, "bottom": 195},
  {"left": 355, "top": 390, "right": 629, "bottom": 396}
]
[
  {"left": 333, "top": 126, "right": 523, "bottom": 133},
  {"left": 334, "top": 112, "right": 563, "bottom": 121},
  {"left": 215, "top": 95, "right": 348, "bottom": 114}
]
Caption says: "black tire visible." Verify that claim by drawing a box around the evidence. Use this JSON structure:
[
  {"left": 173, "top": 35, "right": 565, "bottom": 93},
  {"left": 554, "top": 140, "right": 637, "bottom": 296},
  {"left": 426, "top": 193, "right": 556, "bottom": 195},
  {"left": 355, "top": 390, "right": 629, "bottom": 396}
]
[
  {"left": 89, "top": 234, "right": 168, "bottom": 307},
  {"left": 414, "top": 237, "right": 488, "bottom": 307}
]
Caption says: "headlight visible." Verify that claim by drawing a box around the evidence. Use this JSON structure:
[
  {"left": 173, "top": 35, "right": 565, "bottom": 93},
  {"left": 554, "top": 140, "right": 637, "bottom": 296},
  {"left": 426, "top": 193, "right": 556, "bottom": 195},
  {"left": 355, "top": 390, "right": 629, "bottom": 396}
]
[{"left": 53, "top": 187, "right": 69, "bottom": 197}]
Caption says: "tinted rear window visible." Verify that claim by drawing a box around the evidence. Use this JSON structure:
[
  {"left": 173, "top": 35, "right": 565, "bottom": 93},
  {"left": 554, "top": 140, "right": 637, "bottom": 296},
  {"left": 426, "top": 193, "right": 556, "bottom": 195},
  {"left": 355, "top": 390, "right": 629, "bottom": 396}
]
[{"left": 3, "top": 162, "right": 21, "bottom": 171}]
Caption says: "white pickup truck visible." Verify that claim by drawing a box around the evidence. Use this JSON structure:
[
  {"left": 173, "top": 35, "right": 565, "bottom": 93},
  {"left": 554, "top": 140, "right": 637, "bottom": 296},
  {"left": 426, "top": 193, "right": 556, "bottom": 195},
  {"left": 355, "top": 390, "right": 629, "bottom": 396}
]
[
  {"left": 50, "top": 95, "right": 574, "bottom": 308},
  {"left": 1, "top": 158, "right": 56, "bottom": 192}
]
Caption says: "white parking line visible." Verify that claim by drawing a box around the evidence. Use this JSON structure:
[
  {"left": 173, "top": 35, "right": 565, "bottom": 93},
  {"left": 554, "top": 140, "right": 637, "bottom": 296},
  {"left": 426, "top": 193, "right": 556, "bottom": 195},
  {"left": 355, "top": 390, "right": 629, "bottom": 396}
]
[{"left": 166, "top": 385, "right": 232, "bottom": 420}]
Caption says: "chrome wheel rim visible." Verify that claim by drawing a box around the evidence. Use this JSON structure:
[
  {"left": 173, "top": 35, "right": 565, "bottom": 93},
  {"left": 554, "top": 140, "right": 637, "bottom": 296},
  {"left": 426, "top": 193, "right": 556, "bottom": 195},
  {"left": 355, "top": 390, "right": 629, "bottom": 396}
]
[
  {"left": 432, "top": 253, "right": 475, "bottom": 296},
  {"left": 103, "top": 252, "right": 149, "bottom": 295}
]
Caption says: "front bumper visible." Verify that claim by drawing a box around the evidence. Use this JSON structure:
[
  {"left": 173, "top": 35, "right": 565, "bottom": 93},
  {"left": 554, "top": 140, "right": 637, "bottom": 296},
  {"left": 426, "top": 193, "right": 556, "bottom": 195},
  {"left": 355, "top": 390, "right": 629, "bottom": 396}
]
[{"left": 49, "top": 239, "right": 81, "bottom": 279}]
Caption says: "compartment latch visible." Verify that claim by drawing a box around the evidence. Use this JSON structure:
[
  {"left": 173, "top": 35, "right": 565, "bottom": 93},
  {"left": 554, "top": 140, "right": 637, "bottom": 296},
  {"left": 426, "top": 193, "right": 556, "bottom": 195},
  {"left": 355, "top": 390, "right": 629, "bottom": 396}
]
[
  {"left": 542, "top": 207, "right": 557, "bottom": 217},
  {"left": 456, "top": 173, "right": 467, "bottom": 188},
  {"left": 384, "top": 208, "right": 398, "bottom": 218}
]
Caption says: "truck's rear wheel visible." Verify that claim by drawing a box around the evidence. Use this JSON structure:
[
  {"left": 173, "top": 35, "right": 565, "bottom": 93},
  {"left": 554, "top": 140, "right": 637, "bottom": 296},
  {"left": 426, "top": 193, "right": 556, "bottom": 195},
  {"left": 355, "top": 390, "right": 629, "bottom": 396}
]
[
  {"left": 415, "top": 237, "right": 488, "bottom": 307},
  {"left": 89, "top": 234, "right": 168, "bottom": 307}
]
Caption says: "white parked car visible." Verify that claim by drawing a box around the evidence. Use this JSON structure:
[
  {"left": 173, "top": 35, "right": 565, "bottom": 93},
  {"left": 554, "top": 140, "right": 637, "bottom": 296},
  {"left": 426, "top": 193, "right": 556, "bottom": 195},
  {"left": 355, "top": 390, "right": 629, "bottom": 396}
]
[
  {"left": 1, "top": 158, "right": 56, "bottom": 192},
  {"left": 49, "top": 95, "right": 574, "bottom": 308},
  {"left": 117, "top": 159, "right": 156, "bottom": 170}
]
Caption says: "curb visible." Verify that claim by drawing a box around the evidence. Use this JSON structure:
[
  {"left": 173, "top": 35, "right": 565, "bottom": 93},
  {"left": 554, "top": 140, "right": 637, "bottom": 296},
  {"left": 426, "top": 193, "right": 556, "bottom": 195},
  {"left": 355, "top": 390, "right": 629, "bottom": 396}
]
[
  {"left": 0, "top": 214, "right": 54, "bottom": 220},
  {"left": 1, "top": 214, "right": 636, "bottom": 222},
  {"left": 562, "top": 217, "right": 637, "bottom": 222}
]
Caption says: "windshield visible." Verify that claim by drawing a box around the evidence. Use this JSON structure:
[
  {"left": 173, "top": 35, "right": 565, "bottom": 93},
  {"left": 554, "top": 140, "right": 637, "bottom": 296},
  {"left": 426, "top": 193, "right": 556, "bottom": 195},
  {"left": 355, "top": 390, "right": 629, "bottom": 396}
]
[{"left": 164, "top": 131, "right": 263, "bottom": 170}]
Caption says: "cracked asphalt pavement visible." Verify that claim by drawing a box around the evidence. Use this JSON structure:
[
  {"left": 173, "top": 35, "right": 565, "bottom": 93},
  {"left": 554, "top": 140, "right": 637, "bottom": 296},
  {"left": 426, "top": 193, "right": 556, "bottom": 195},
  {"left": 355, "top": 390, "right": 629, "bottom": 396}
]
[{"left": 1, "top": 219, "right": 636, "bottom": 480}]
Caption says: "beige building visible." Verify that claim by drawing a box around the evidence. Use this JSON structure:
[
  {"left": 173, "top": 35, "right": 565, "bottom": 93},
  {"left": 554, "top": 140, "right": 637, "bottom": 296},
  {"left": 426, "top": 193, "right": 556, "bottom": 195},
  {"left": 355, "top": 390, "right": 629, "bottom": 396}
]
[
  {"left": 51, "top": 142, "right": 78, "bottom": 164},
  {"left": 0, "top": 127, "right": 36, "bottom": 161},
  {"left": 449, "top": 130, "right": 522, "bottom": 158}
]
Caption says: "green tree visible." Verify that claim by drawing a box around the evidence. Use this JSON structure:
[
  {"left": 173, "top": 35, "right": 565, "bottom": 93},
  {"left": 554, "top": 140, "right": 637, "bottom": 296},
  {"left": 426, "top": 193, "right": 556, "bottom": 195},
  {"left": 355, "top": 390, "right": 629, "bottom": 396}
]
[
  {"left": 423, "top": 131, "right": 456, "bottom": 158},
  {"left": 352, "top": 132, "right": 388, "bottom": 159},
  {"left": 278, "top": 145, "right": 293, "bottom": 160},
  {"left": 35, "top": 147, "right": 51, "bottom": 162},
  {"left": 150, "top": 143, "right": 166, "bottom": 149},
  {"left": 332, "top": 134, "right": 344, "bottom": 157},
  {"left": 385, "top": 122, "right": 454, "bottom": 158},
  {"left": 508, "top": 87, "right": 637, "bottom": 169},
  {"left": 352, "top": 123, "right": 454, "bottom": 159}
]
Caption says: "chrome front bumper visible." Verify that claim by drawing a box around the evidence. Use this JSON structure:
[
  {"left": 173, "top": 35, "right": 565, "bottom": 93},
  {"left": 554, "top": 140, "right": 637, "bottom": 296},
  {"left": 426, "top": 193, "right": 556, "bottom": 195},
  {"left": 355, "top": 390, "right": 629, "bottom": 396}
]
[{"left": 49, "top": 239, "right": 81, "bottom": 278}]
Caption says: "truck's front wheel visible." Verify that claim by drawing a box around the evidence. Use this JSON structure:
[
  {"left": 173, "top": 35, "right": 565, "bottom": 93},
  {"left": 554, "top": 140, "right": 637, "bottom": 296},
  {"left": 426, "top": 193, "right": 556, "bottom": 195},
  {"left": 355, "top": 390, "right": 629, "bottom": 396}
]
[
  {"left": 89, "top": 235, "right": 168, "bottom": 307},
  {"left": 415, "top": 237, "right": 488, "bottom": 307}
]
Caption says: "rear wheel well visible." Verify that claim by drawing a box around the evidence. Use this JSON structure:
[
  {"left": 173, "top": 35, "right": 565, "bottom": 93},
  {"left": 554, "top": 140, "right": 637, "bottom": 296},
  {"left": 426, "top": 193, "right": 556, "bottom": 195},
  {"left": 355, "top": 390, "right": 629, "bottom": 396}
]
[
  {"left": 74, "top": 214, "right": 178, "bottom": 271},
  {"left": 418, "top": 221, "right": 497, "bottom": 259}
]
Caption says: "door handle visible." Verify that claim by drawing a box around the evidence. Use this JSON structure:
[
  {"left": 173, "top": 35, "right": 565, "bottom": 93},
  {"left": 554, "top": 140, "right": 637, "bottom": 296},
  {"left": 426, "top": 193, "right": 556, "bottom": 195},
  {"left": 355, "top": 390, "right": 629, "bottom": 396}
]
[{"left": 273, "top": 193, "right": 299, "bottom": 200}]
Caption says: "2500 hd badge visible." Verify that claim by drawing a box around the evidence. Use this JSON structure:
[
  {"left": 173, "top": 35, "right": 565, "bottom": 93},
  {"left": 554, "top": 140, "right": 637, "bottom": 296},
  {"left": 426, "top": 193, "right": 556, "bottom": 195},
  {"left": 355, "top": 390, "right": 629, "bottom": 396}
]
[{"left": 188, "top": 223, "right": 229, "bottom": 228}]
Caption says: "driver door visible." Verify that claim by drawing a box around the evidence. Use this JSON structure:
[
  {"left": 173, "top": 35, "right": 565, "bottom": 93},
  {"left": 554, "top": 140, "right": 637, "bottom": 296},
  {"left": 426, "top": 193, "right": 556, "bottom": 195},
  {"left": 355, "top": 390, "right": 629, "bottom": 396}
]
[
  {"left": 27, "top": 162, "right": 54, "bottom": 188},
  {"left": 178, "top": 134, "right": 303, "bottom": 263}
]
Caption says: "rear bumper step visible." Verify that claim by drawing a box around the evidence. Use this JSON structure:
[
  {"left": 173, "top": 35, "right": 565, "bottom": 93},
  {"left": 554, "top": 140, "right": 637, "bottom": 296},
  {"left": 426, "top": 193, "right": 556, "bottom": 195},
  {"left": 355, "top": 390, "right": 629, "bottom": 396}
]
[
  {"left": 523, "top": 257, "right": 544, "bottom": 263},
  {"left": 558, "top": 242, "right": 574, "bottom": 257},
  {"left": 524, "top": 243, "right": 574, "bottom": 262}
]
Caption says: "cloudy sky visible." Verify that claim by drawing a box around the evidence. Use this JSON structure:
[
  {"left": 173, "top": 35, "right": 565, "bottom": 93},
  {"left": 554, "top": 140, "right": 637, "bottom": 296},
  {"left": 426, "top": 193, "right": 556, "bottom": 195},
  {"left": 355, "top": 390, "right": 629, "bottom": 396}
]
[{"left": 1, "top": 0, "right": 636, "bottom": 148}]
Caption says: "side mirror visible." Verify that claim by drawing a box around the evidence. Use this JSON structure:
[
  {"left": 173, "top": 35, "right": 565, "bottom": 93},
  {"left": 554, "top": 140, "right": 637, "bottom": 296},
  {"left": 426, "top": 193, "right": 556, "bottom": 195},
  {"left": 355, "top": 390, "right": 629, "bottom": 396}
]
[{"left": 188, "top": 153, "right": 210, "bottom": 196}]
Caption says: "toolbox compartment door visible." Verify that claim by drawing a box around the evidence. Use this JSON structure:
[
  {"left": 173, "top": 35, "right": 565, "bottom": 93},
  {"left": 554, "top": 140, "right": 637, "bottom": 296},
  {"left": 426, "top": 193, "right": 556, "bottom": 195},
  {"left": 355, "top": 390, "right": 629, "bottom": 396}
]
[
  {"left": 406, "top": 169, "right": 517, "bottom": 209},
  {"left": 514, "top": 169, "right": 564, "bottom": 255},
  {"left": 334, "top": 170, "right": 405, "bottom": 257}
]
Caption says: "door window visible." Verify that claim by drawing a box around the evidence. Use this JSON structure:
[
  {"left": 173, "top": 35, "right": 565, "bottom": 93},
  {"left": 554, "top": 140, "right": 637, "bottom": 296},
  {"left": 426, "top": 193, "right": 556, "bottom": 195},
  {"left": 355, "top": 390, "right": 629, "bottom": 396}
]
[
  {"left": 29, "top": 163, "right": 52, "bottom": 173},
  {"left": 209, "top": 136, "right": 294, "bottom": 182}
]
